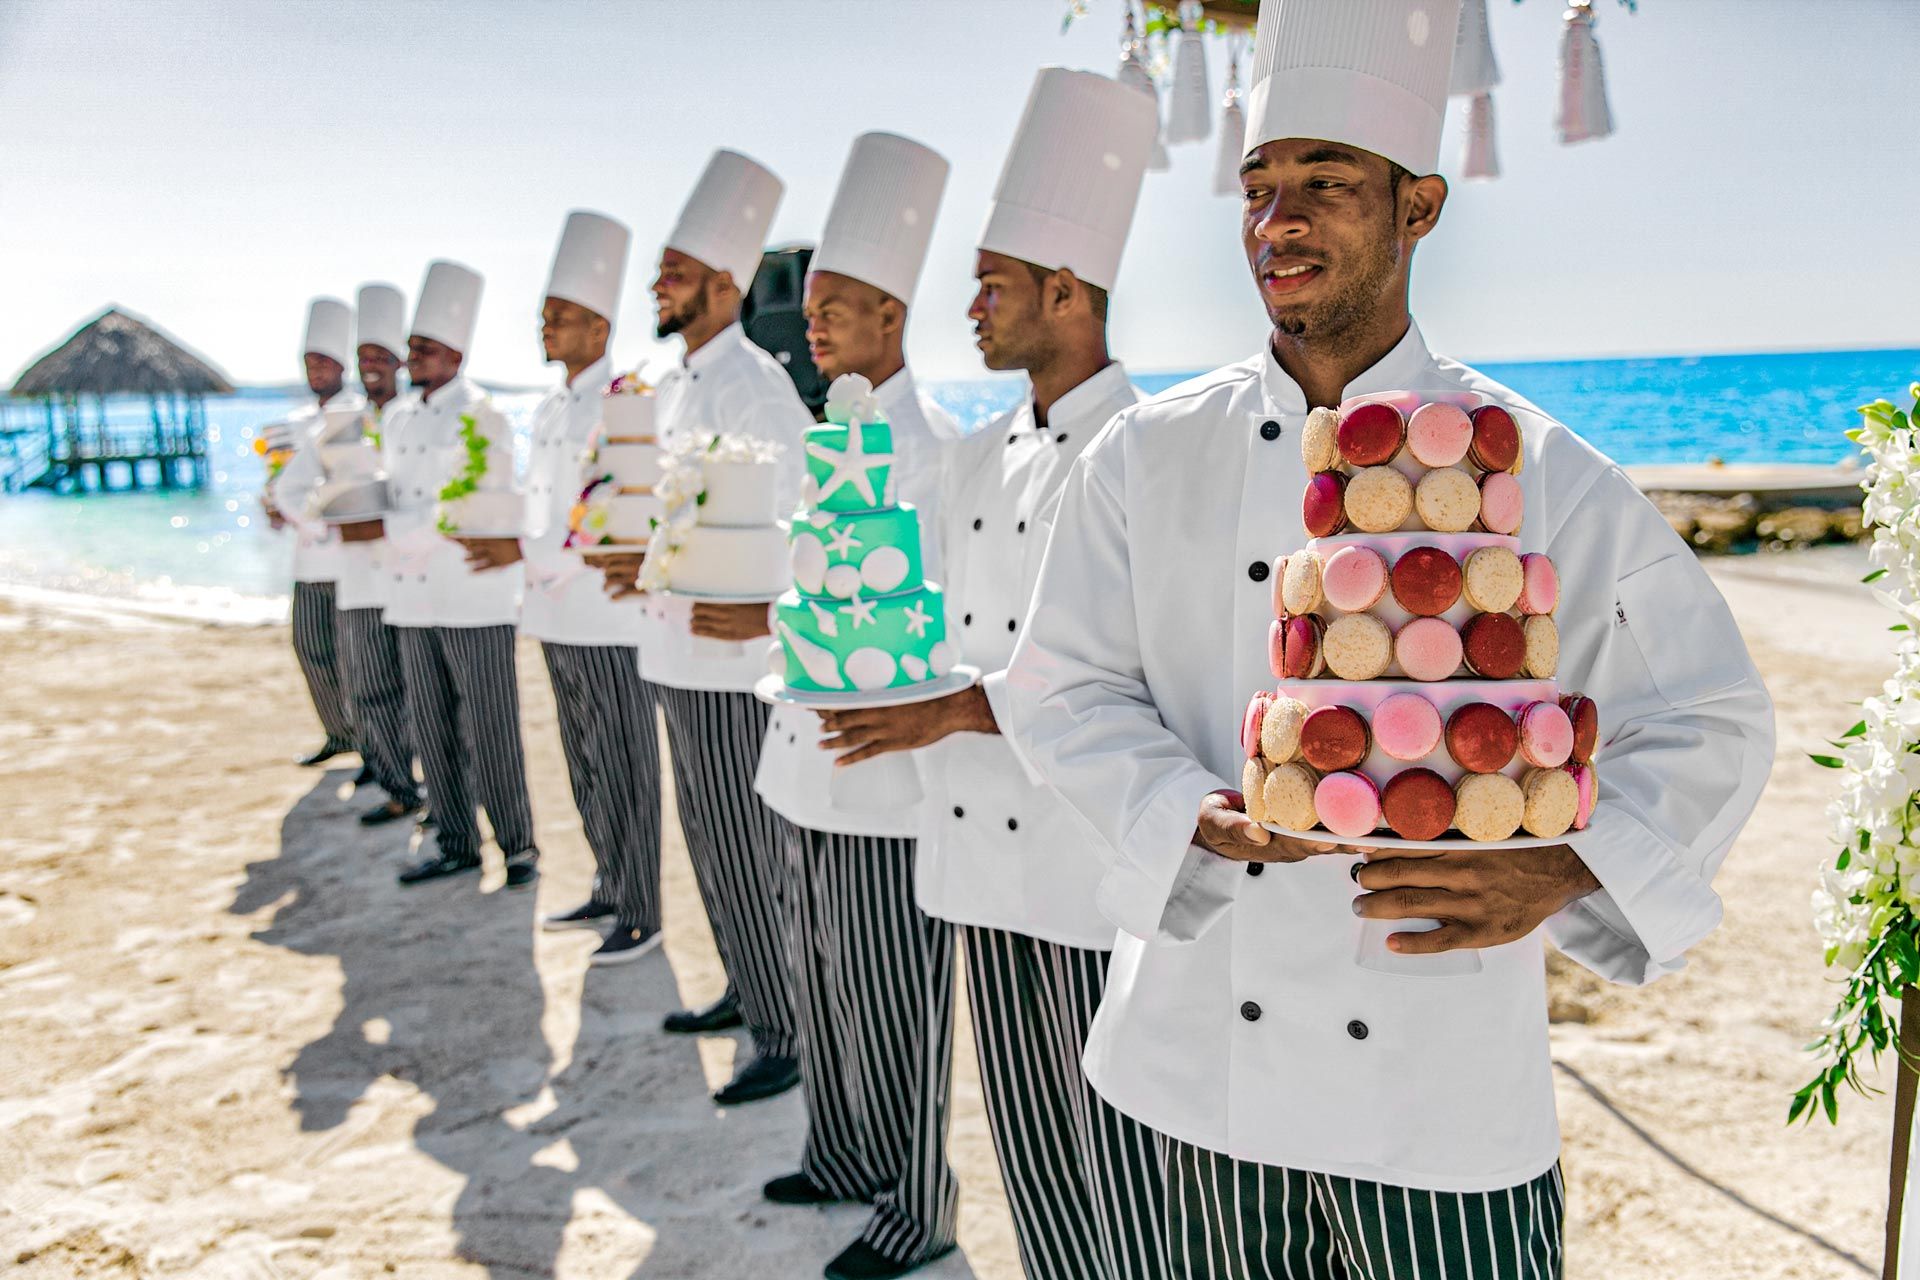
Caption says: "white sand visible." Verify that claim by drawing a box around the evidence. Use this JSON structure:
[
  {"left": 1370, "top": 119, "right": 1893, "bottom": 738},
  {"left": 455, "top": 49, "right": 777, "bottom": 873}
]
[{"left": 0, "top": 547, "right": 1894, "bottom": 1277}]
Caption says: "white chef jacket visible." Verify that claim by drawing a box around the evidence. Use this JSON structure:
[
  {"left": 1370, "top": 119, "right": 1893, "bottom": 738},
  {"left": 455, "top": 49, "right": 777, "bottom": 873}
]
[
  {"left": 635, "top": 322, "right": 816, "bottom": 692},
  {"left": 380, "top": 376, "right": 523, "bottom": 629},
  {"left": 755, "top": 365, "right": 961, "bottom": 837},
  {"left": 272, "top": 389, "right": 364, "bottom": 585},
  {"left": 520, "top": 355, "right": 637, "bottom": 647},
  {"left": 1003, "top": 324, "right": 1775, "bottom": 1192},
  {"left": 332, "top": 396, "right": 399, "bottom": 614},
  {"left": 915, "top": 362, "right": 1139, "bottom": 947}
]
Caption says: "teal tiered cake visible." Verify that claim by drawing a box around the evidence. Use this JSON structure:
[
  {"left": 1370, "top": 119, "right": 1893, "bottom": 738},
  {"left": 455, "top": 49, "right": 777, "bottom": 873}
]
[{"left": 771, "top": 375, "right": 953, "bottom": 693}]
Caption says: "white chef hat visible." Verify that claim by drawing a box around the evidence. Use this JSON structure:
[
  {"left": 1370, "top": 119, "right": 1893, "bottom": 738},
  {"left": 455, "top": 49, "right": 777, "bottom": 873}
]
[
  {"left": 1243, "top": 0, "right": 1462, "bottom": 176},
  {"left": 546, "top": 209, "right": 631, "bottom": 322},
  {"left": 410, "top": 260, "right": 484, "bottom": 354},
  {"left": 977, "top": 68, "right": 1156, "bottom": 292},
  {"left": 664, "top": 149, "right": 783, "bottom": 291},
  {"left": 811, "top": 133, "right": 949, "bottom": 308},
  {"left": 355, "top": 283, "right": 406, "bottom": 357},
  {"left": 302, "top": 297, "right": 352, "bottom": 366}
]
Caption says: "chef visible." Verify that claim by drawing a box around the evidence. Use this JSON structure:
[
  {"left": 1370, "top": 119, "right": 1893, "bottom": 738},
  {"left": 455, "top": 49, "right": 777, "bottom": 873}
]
[
  {"left": 274, "top": 296, "right": 362, "bottom": 771},
  {"left": 733, "top": 132, "right": 963, "bottom": 1280},
  {"left": 331, "top": 281, "right": 423, "bottom": 827},
  {"left": 1002, "top": 2, "right": 1776, "bottom": 1275},
  {"left": 815, "top": 73, "right": 1168, "bottom": 1280},
  {"left": 382, "top": 260, "right": 540, "bottom": 890},
  {"left": 598, "top": 150, "right": 814, "bottom": 1104}
]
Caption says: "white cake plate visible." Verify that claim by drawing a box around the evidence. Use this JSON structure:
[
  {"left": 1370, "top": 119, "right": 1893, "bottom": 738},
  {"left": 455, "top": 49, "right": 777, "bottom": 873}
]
[
  {"left": 1259, "top": 824, "right": 1564, "bottom": 851},
  {"left": 755, "top": 665, "right": 980, "bottom": 712},
  {"left": 658, "top": 586, "right": 782, "bottom": 604}
]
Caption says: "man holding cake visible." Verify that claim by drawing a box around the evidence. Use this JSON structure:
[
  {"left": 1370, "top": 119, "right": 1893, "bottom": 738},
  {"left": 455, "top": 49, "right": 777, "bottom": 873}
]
[
  {"left": 598, "top": 149, "right": 813, "bottom": 1104},
  {"left": 1002, "top": 1, "right": 1776, "bottom": 1274},
  {"left": 273, "top": 296, "right": 362, "bottom": 772},
  {"left": 380, "top": 261, "right": 541, "bottom": 890},
  {"left": 812, "top": 71, "right": 1170, "bottom": 1280},
  {"left": 327, "top": 281, "right": 423, "bottom": 828},
  {"left": 734, "top": 132, "right": 967, "bottom": 1280}
]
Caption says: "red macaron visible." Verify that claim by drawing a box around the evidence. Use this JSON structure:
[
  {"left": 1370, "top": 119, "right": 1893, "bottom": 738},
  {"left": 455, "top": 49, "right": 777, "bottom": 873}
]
[
  {"left": 1389, "top": 545, "right": 1464, "bottom": 617},
  {"left": 1381, "top": 767, "right": 1458, "bottom": 841},
  {"left": 1299, "top": 704, "right": 1370, "bottom": 773},
  {"left": 1281, "top": 615, "right": 1325, "bottom": 678},
  {"left": 1336, "top": 402, "right": 1407, "bottom": 468},
  {"left": 1303, "top": 471, "right": 1350, "bottom": 538},
  {"left": 1560, "top": 693, "right": 1600, "bottom": 764},
  {"left": 1468, "top": 405, "right": 1520, "bottom": 474},
  {"left": 1460, "top": 611, "right": 1526, "bottom": 679},
  {"left": 1445, "top": 702, "right": 1519, "bottom": 774}
]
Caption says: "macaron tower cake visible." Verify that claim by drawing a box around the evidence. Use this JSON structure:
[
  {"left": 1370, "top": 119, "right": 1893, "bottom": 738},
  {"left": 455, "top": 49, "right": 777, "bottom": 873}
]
[{"left": 1242, "top": 393, "right": 1601, "bottom": 844}]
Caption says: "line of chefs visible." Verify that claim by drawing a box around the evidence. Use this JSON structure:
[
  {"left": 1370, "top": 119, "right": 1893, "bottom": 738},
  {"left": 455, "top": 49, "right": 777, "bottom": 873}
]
[{"left": 262, "top": 2, "right": 1773, "bottom": 1278}]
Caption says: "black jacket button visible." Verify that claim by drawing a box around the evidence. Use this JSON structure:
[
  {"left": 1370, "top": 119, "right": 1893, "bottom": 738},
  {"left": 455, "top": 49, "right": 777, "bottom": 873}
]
[
  {"left": 1260, "top": 419, "right": 1281, "bottom": 441},
  {"left": 963, "top": 613, "right": 973, "bottom": 626},
  {"left": 972, "top": 518, "right": 983, "bottom": 531},
  {"left": 1248, "top": 561, "right": 1270, "bottom": 582},
  {"left": 1240, "top": 1001, "right": 1262, "bottom": 1022},
  {"left": 1347, "top": 1019, "right": 1369, "bottom": 1041},
  {"left": 1006, "top": 619, "right": 1016, "bottom": 632},
  {"left": 1017, "top": 521, "right": 1026, "bottom": 534},
  {"left": 1007, "top": 435, "right": 1016, "bottom": 446},
  {"left": 1246, "top": 862, "right": 1264, "bottom": 876},
  {"left": 953, "top": 806, "right": 964, "bottom": 819},
  {"left": 1056, "top": 432, "right": 1068, "bottom": 444},
  {"left": 1007, "top": 817, "right": 1019, "bottom": 831}
]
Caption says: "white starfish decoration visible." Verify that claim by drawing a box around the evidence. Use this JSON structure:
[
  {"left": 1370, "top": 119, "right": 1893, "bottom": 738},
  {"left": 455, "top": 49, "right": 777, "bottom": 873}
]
[
  {"left": 824, "top": 525, "right": 863, "bottom": 561},
  {"left": 806, "top": 424, "right": 894, "bottom": 508},
  {"left": 903, "top": 600, "right": 932, "bottom": 638},
  {"left": 839, "top": 593, "right": 878, "bottom": 629},
  {"left": 809, "top": 600, "right": 839, "bottom": 638}
]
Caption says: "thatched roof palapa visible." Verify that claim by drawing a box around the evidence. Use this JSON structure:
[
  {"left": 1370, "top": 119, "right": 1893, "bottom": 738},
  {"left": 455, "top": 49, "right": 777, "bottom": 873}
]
[{"left": 10, "top": 307, "right": 234, "bottom": 398}]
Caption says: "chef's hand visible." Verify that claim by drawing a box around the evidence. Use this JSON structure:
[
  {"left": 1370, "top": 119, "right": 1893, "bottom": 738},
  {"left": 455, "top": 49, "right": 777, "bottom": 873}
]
[
  {"left": 1196, "top": 790, "right": 1344, "bottom": 864},
  {"left": 1352, "top": 843, "right": 1600, "bottom": 953},
  {"left": 338, "top": 517, "right": 385, "bottom": 544},
  {"left": 690, "top": 602, "right": 772, "bottom": 642},
  {"left": 818, "top": 686, "right": 998, "bottom": 766},
  {"left": 598, "top": 553, "right": 645, "bottom": 600},
  {"left": 266, "top": 509, "right": 287, "bottom": 531},
  {"left": 457, "top": 537, "right": 523, "bottom": 570}
]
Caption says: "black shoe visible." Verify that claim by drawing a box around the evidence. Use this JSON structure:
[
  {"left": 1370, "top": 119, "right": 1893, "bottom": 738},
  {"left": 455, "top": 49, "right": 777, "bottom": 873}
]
[
  {"left": 359, "top": 799, "right": 421, "bottom": 827},
  {"left": 588, "top": 924, "right": 662, "bottom": 966},
  {"left": 663, "top": 990, "right": 742, "bottom": 1034},
  {"left": 713, "top": 1053, "right": 799, "bottom": 1106},
  {"left": 296, "top": 742, "right": 350, "bottom": 767},
  {"left": 503, "top": 858, "right": 540, "bottom": 890},
  {"left": 825, "top": 1240, "right": 955, "bottom": 1280},
  {"left": 396, "top": 852, "right": 480, "bottom": 885},
  {"left": 762, "top": 1172, "right": 849, "bottom": 1207},
  {"left": 542, "top": 899, "right": 617, "bottom": 933},
  {"left": 352, "top": 763, "right": 376, "bottom": 787}
]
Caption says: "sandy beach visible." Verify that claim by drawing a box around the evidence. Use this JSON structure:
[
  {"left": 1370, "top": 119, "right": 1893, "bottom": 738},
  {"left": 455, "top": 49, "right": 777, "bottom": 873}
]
[{"left": 0, "top": 545, "right": 1898, "bottom": 1278}]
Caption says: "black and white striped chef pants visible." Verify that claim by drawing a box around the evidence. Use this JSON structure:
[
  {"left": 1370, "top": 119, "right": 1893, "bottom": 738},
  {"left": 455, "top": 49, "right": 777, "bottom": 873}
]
[
  {"left": 964, "top": 926, "right": 1168, "bottom": 1280},
  {"left": 789, "top": 827, "right": 958, "bottom": 1267},
  {"left": 541, "top": 643, "right": 662, "bottom": 932},
  {"left": 652, "top": 685, "right": 796, "bottom": 1058},
  {"left": 292, "top": 580, "right": 354, "bottom": 752},
  {"left": 1164, "top": 1142, "right": 1564, "bottom": 1280},
  {"left": 395, "top": 624, "right": 537, "bottom": 865},
  {"left": 335, "top": 606, "right": 420, "bottom": 807}
]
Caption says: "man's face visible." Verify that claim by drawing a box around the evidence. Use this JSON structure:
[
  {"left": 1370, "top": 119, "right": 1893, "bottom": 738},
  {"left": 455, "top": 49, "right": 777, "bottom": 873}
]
[
  {"left": 356, "top": 344, "right": 401, "bottom": 400},
  {"left": 967, "top": 250, "right": 1055, "bottom": 373},
  {"left": 804, "top": 271, "right": 896, "bottom": 382},
  {"left": 652, "top": 248, "right": 711, "bottom": 340},
  {"left": 1239, "top": 139, "right": 1424, "bottom": 340},
  {"left": 405, "top": 335, "right": 462, "bottom": 389},
  {"left": 540, "top": 296, "right": 609, "bottom": 367},
  {"left": 304, "top": 353, "right": 344, "bottom": 398}
]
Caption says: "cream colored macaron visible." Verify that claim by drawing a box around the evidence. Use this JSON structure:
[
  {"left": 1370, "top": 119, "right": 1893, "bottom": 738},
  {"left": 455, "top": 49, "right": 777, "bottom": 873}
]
[
  {"left": 1263, "top": 761, "right": 1321, "bottom": 832},
  {"left": 1243, "top": 757, "right": 1272, "bottom": 824},
  {"left": 1461, "top": 545, "right": 1524, "bottom": 614},
  {"left": 1300, "top": 406, "right": 1341, "bottom": 472},
  {"left": 1281, "top": 550, "right": 1324, "bottom": 616},
  {"left": 1520, "top": 766, "right": 1578, "bottom": 838},
  {"left": 1454, "top": 772, "right": 1525, "bottom": 841},
  {"left": 1344, "top": 466, "right": 1415, "bottom": 534},
  {"left": 1260, "top": 695, "right": 1309, "bottom": 764},
  {"left": 1322, "top": 614, "right": 1394, "bottom": 680},
  {"left": 1414, "top": 466, "right": 1480, "bottom": 534},
  {"left": 1522, "top": 614, "right": 1559, "bottom": 678}
]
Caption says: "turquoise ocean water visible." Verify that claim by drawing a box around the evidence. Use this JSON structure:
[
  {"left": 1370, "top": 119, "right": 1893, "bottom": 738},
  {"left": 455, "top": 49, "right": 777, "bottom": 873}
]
[{"left": 0, "top": 347, "right": 1912, "bottom": 618}]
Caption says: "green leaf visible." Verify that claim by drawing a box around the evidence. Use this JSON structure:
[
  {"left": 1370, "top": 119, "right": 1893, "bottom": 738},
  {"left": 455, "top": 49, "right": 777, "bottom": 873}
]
[
  {"left": 1809, "top": 754, "right": 1846, "bottom": 768},
  {"left": 1842, "top": 720, "right": 1869, "bottom": 737},
  {"left": 1788, "top": 1088, "right": 1813, "bottom": 1124},
  {"left": 1894, "top": 624, "right": 1910, "bottom": 633},
  {"left": 1838, "top": 848, "right": 1851, "bottom": 870},
  {"left": 1823, "top": 1081, "right": 1839, "bottom": 1124},
  {"left": 1864, "top": 569, "right": 1889, "bottom": 584}
]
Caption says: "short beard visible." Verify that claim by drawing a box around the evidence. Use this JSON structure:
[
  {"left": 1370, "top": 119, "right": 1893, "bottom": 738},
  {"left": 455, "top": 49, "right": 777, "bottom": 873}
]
[{"left": 656, "top": 289, "right": 708, "bottom": 341}]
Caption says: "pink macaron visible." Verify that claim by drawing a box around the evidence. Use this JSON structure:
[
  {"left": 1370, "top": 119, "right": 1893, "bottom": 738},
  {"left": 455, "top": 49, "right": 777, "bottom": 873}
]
[
  {"left": 1518, "top": 552, "right": 1558, "bottom": 615},
  {"left": 1303, "top": 472, "right": 1350, "bottom": 538},
  {"left": 1321, "top": 545, "right": 1390, "bottom": 612},
  {"left": 1394, "top": 616, "right": 1463, "bottom": 682},
  {"left": 1569, "top": 762, "right": 1597, "bottom": 829},
  {"left": 1281, "top": 615, "right": 1325, "bottom": 678},
  {"left": 1374, "top": 691, "right": 1443, "bottom": 762},
  {"left": 1314, "top": 770, "right": 1382, "bottom": 838},
  {"left": 1478, "top": 471, "right": 1524, "bottom": 535},
  {"left": 1405, "top": 402, "right": 1474, "bottom": 468},
  {"left": 1517, "top": 700, "right": 1575, "bottom": 768},
  {"left": 1270, "top": 555, "right": 1289, "bottom": 623},
  {"left": 1242, "top": 691, "right": 1275, "bottom": 760}
]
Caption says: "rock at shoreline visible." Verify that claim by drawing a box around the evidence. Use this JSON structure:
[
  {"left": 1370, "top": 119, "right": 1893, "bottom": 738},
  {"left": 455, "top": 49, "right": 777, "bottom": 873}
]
[{"left": 1645, "top": 490, "right": 1866, "bottom": 554}]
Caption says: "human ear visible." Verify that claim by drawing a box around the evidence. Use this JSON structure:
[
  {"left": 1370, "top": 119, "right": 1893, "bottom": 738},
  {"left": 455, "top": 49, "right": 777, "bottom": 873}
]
[{"left": 1404, "top": 174, "right": 1448, "bottom": 243}]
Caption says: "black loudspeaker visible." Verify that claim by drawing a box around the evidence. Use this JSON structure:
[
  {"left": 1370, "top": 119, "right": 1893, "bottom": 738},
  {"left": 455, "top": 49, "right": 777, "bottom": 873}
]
[{"left": 741, "top": 244, "right": 828, "bottom": 420}]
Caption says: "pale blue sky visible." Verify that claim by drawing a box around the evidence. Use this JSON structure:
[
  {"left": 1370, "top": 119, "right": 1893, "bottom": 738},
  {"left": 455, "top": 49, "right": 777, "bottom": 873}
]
[{"left": 2, "top": 0, "right": 1914, "bottom": 387}]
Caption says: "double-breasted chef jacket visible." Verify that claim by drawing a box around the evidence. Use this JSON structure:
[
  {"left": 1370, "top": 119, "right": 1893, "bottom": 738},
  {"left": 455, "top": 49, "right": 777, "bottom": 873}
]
[
  {"left": 272, "top": 389, "right": 364, "bottom": 586},
  {"left": 521, "top": 355, "right": 636, "bottom": 647},
  {"left": 1003, "top": 324, "right": 1775, "bottom": 1193},
  {"left": 635, "top": 322, "right": 817, "bottom": 692},
  {"left": 756, "top": 366, "right": 959, "bottom": 837},
  {"left": 380, "top": 376, "right": 522, "bottom": 629},
  {"left": 332, "top": 398, "right": 396, "bottom": 615},
  {"left": 914, "top": 361, "right": 1140, "bottom": 947}
]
